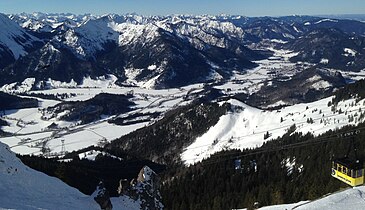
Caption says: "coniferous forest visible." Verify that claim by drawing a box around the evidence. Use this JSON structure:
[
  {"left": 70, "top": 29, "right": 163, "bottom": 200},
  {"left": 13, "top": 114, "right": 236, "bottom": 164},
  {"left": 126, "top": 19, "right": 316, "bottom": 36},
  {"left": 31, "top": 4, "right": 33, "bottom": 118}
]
[
  {"left": 19, "top": 122, "right": 365, "bottom": 209},
  {"left": 19, "top": 150, "right": 165, "bottom": 196},
  {"left": 161, "top": 123, "right": 365, "bottom": 210}
]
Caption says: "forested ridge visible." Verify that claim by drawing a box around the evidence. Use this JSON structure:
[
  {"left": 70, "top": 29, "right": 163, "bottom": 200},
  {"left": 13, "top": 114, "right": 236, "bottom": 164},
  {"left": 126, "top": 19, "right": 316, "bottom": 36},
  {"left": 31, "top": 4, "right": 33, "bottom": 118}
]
[
  {"left": 106, "top": 102, "right": 229, "bottom": 164},
  {"left": 19, "top": 150, "right": 165, "bottom": 196},
  {"left": 0, "top": 92, "right": 38, "bottom": 110},
  {"left": 161, "top": 124, "right": 365, "bottom": 210},
  {"left": 332, "top": 79, "right": 365, "bottom": 103}
]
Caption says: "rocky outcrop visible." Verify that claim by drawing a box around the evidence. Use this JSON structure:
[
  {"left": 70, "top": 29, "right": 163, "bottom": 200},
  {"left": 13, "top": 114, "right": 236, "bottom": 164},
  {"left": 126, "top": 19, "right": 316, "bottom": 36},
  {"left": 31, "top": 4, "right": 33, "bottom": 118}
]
[
  {"left": 117, "top": 179, "right": 129, "bottom": 195},
  {"left": 118, "top": 166, "right": 164, "bottom": 210},
  {"left": 93, "top": 181, "right": 113, "bottom": 210}
]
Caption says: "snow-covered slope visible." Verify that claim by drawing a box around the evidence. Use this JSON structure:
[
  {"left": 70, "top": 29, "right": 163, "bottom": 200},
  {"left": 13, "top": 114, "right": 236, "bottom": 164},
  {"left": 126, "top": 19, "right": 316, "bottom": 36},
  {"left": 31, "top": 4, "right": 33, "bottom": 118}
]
[
  {"left": 2, "top": 13, "right": 365, "bottom": 165},
  {"left": 0, "top": 141, "right": 99, "bottom": 209},
  {"left": 182, "top": 96, "right": 365, "bottom": 164},
  {"left": 10, "top": 12, "right": 90, "bottom": 33},
  {"left": 255, "top": 186, "right": 365, "bottom": 210},
  {"left": 62, "top": 15, "right": 119, "bottom": 58},
  {"left": 3, "top": 13, "right": 365, "bottom": 89},
  {"left": 0, "top": 140, "right": 161, "bottom": 209},
  {"left": 0, "top": 13, "right": 40, "bottom": 67}
]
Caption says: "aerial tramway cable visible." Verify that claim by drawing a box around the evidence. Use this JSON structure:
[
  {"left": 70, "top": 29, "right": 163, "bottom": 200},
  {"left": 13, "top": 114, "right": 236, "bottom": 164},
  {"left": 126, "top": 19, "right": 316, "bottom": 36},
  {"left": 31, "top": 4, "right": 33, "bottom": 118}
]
[
  {"left": 183, "top": 106, "right": 364, "bottom": 153},
  {"left": 197, "top": 127, "right": 364, "bottom": 167}
]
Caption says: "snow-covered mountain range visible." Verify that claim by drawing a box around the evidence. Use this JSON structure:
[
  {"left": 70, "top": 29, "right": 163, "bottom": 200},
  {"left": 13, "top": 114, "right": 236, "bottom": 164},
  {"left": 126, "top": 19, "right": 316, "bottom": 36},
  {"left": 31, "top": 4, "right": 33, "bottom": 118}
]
[
  {"left": 1, "top": 13, "right": 365, "bottom": 89},
  {"left": 2, "top": 12, "right": 365, "bottom": 209}
]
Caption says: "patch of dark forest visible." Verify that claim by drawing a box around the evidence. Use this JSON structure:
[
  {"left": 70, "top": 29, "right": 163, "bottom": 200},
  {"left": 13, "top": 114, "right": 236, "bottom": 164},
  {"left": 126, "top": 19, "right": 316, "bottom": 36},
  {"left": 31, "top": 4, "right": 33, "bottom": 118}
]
[{"left": 18, "top": 148, "right": 165, "bottom": 196}]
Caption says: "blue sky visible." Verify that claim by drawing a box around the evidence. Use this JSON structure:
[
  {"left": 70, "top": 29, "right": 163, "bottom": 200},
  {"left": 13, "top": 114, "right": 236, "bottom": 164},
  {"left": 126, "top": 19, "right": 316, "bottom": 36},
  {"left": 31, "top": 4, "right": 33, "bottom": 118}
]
[{"left": 1, "top": 0, "right": 364, "bottom": 16}]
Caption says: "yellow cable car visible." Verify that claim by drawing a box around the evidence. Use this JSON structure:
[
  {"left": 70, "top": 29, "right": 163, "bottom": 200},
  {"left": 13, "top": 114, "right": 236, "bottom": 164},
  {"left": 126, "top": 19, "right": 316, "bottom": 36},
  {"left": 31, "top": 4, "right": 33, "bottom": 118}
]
[
  {"left": 331, "top": 157, "right": 364, "bottom": 187},
  {"left": 331, "top": 134, "right": 364, "bottom": 187}
]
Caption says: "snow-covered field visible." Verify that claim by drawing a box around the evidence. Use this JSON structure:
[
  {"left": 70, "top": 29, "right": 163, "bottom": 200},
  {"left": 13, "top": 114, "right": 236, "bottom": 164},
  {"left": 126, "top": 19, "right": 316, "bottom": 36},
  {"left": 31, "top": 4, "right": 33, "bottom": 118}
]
[
  {"left": 0, "top": 79, "right": 202, "bottom": 156},
  {"left": 215, "top": 48, "right": 310, "bottom": 95}
]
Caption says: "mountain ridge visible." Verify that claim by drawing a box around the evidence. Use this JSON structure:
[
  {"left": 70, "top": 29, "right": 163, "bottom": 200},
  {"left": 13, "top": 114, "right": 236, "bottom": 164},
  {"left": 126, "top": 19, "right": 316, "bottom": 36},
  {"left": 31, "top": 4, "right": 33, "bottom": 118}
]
[{"left": 2, "top": 13, "right": 365, "bottom": 90}]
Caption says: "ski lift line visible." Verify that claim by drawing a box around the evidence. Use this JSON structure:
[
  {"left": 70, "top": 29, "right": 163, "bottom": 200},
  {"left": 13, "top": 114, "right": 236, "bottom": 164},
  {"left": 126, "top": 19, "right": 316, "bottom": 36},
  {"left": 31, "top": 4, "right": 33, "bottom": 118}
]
[
  {"left": 182, "top": 106, "right": 363, "bottom": 152},
  {"left": 25, "top": 143, "right": 81, "bottom": 156},
  {"left": 18, "top": 128, "right": 362, "bottom": 171},
  {"left": 208, "top": 127, "right": 362, "bottom": 163},
  {"left": 199, "top": 130, "right": 361, "bottom": 167},
  {"left": 186, "top": 126, "right": 363, "bottom": 164},
  {"left": 9, "top": 124, "right": 107, "bottom": 149},
  {"left": 11, "top": 137, "right": 48, "bottom": 148},
  {"left": 86, "top": 129, "right": 106, "bottom": 139}
]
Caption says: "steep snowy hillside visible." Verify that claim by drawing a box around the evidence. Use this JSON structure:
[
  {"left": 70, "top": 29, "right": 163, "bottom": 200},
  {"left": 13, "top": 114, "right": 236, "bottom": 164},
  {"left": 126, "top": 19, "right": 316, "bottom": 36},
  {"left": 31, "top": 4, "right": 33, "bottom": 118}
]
[
  {"left": 0, "top": 140, "right": 164, "bottom": 209},
  {"left": 61, "top": 15, "right": 120, "bottom": 58},
  {"left": 0, "top": 141, "right": 99, "bottom": 209},
  {"left": 0, "top": 14, "right": 41, "bottom": 68},
  {"left": 182, "top": 95, "right": 365, "bottom": 164},
  {"left": 255, "top": 186, "right": 365, "bottom": 210}
]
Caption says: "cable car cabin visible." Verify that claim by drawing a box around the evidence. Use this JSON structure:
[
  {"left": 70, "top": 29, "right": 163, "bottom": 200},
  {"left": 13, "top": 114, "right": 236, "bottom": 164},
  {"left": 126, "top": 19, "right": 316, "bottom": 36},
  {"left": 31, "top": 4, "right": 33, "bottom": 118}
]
[
  {"left": 234, "top": 159, "right": 242, "bottom": 170},
  {"left": 331, "top": 158, "right": 364, "bottom": 187}
]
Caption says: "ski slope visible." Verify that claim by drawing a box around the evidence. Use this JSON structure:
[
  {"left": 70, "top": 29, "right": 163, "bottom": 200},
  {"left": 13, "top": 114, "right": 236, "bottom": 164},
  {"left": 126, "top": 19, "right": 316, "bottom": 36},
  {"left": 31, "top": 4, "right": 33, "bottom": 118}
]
[{"left": 182, "top": 96, "right": 365, "bottom": 165}]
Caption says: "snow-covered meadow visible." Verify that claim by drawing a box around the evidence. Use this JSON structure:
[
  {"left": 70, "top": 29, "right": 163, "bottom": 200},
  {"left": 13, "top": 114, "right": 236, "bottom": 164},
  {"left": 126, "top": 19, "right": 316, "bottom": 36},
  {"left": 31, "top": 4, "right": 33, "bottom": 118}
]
[{"left": 0, "top": 76, "right": 204, "bottom": 156}]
